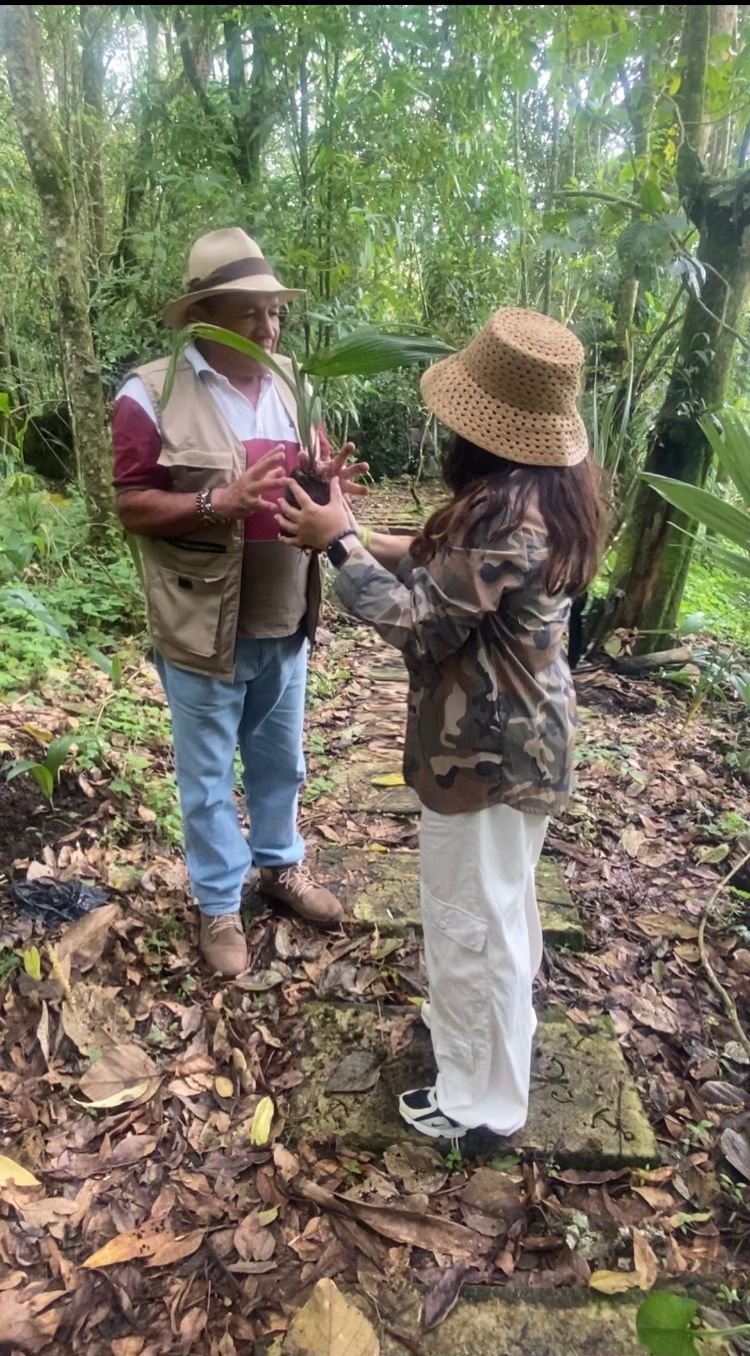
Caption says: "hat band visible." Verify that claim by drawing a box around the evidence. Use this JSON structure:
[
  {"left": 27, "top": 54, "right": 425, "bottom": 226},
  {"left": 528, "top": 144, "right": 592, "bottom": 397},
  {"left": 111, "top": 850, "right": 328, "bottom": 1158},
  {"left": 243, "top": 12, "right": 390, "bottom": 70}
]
[{"left": 188, "top": 256, "right": 273, "bottom": 292}]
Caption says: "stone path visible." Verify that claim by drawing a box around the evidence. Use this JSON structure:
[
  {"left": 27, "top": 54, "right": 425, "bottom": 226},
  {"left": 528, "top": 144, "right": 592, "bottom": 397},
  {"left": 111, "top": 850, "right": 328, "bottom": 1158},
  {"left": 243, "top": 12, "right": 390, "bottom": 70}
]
[{"left": 294, "top": 1001, "right": 656, "bottom": 1166}]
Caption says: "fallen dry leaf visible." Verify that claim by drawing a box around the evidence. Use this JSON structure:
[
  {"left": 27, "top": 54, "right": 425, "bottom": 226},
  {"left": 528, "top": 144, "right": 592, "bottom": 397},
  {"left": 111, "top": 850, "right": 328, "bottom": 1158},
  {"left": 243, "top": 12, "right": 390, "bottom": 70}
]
[
  {"left": 634, "top": 913, "right": 698, "bottom": 941},
  {"left": 721, "top": 1127, "right": 750, "bottom": 1182},
  {"left": 83, "top": 1225, "right": 186, "bottom": 1269},
  {"left": 460, "top": 1168, "right": 524, "bottom": 1221},
  {"left": 0, "top": 1287, "right": 65, "bottom": 1352},
  {"left": 631, "top": 996, "right": 679, "bottom": 1036},
  {"left": 422, "top": 1262, "right": 468, "bottom": 1331},
  {"left": 250, "top": 1095, "right": 275, "bottom": 1145},
  {"left": 145, "top": 1229, "right": 204, "bottom": 1268},
  {"left": 0, "top": 1154, "right": 41, "bottom": 1188},
  {"left": 273, "top": 1144, "right": 301, "bottom": 1183},
  {"left": 382, "top": 1143, "right": 448, "bottom": 1196},
  {"left": 633, "top": 1186, "right": 676, "bottom": 1211},
  {"left": 79, "top": 1042, "right": 160, "bottom": 1108},
  {"left": 326, "top": 1050, "right": 381, "bottom": 1093},
  {"left": 284, "top": 1278, "right": 379, "bottom": 1356},
  {"left": 55, "top": 903, "right": 122, "bottom": 972},
  {"left": 633, "top": 1230, "right": 659, "bottom": 1290},
  {"left": 235, "top": 1212, "right": 277, "bottom": 1262},
  {"left": 297, "top": 1180, "right": 481, "bottom": 1259},
  {"left": 588, "top": 1269, "right": 642, "bottom": 1294}
]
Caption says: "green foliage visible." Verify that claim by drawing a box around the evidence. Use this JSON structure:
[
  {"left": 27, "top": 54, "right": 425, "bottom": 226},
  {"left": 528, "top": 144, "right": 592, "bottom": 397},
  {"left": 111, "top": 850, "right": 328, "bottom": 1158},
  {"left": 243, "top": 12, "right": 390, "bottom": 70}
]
[
  {"left": 636, "top": 1293, "right": 701, "bottom": 1356},
  {"left": 642, "top": 413, "right": 750, "bottom": 579},
  {"left": 353, "top": 370, "right": 425, "bottom": 481},
  {"left": 6, "top": 732, "right": 76, "bottom": 802},
  {"left": 636, "top": 1292, "right": 750, "bottom": 1355}
]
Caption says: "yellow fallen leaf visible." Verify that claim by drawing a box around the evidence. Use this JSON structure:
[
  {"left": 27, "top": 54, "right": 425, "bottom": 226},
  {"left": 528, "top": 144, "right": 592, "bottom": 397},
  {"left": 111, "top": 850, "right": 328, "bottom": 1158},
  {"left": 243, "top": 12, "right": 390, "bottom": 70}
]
[
  {"left": 258, "top": 1206, "right": 279, "bottom": 1226},
  {"left": 0, "top": 1155, "right": 41, "bottom": 1188},
  {"left": 589, "top": 1269, "right": 642, "bottom": 1295},
  {"left": 284, "top": 1278, "right": 379, "bottom": 1356},
  {"left": 23, "top": 946, "right": 42, "bottom": 981},
  {"left": 22, "top": 724, "right": 54, "bottom": 744},
  {"left": 250, "top": 1095, "right": 275, "bottom": 1145},
  {"left": 370, "top": 773, "right": 405, "bottom": 787},
  {"left": 214, "top": 1076, "right": 234, "bottom": 1099},
  {"left": 366, "top": 844, "right": 389, "bottom": 854},
  {"left": 83, "top": 1227, "right": 173, "bottom": 1269}
]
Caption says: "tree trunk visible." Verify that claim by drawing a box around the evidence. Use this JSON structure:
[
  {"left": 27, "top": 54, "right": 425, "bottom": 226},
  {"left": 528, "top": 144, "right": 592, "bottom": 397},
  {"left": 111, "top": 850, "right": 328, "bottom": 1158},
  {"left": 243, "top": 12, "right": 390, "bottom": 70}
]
[
  {"left": 1, "top": 4, "right": 112, "bottom": 528},
  {"left": 224, "top": 14, "right": 271, "bottom": 191},
  {"left": 112, "top": 8, "right": 160, "bottom": 277},
  {"left": 297, "top": 37, "right": 312, "bottom": 358},
  {"left": 601, "top": 4, "right": 749, "bottom": 651},
  {"left": 80, "top": 5, "right": 107, "bottom": 272}
]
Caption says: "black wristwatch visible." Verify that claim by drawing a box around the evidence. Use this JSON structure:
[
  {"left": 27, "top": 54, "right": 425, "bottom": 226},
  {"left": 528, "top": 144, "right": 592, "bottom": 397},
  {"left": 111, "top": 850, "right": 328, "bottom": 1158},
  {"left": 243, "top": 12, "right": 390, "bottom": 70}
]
[{"left": 325, "top": 529, "right": 358, "bottom": 567}]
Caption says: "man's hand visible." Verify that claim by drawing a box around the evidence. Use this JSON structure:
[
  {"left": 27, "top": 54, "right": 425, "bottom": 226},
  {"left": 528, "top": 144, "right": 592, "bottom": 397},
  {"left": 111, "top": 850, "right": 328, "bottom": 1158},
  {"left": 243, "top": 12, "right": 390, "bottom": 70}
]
[
  {"left": 301, "top": 442, "right": 369, "bottom": 498},
  {"left": 212, "top": 446, "right": 287, "bottom": 520}
]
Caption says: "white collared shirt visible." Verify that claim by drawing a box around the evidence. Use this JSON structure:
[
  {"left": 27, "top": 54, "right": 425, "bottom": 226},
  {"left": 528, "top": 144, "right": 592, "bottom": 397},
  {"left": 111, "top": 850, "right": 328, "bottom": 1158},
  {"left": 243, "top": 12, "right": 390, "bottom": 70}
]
[{"left": 117, "top": 343, "right": 297, "bottom": 443}]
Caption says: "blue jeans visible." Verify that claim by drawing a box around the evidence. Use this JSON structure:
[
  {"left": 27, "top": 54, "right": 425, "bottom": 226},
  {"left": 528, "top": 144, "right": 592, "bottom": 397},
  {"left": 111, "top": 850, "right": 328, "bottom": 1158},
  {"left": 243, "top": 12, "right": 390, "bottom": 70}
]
[{"left": 156, "top": 633, "right": 307, "bottom": 916}]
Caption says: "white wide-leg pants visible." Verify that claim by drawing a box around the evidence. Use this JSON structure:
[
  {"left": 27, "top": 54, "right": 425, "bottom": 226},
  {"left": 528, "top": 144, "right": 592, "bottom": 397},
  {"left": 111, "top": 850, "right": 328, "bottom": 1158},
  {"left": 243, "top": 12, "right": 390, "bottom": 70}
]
[{"left": 420, "top": 802, "right": 549, "bottom": 1134}]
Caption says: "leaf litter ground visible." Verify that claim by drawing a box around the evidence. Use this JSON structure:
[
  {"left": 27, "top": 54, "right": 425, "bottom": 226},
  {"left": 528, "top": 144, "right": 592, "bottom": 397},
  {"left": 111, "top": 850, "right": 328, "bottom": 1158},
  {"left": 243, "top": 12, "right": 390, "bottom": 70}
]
[{"left": 1, "top": 482, "right": 749, "bottom": 1354}]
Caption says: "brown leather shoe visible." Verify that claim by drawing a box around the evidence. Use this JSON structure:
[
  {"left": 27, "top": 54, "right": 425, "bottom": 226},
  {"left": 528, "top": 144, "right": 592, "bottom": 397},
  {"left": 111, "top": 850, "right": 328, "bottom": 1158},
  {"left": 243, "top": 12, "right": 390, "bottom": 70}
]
[
  {"left": 259, "top": 863, "right": 343, "bottom": 927},
  {"left": 199, "top": 912, "right": 248, "bottom": 977}
]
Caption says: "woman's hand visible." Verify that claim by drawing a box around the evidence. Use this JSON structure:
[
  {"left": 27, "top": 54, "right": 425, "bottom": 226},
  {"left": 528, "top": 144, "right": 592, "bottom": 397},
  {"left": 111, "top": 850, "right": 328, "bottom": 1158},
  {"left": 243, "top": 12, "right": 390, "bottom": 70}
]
[{"left": 276, "top": 476, "right": 352, "bottom": 550}]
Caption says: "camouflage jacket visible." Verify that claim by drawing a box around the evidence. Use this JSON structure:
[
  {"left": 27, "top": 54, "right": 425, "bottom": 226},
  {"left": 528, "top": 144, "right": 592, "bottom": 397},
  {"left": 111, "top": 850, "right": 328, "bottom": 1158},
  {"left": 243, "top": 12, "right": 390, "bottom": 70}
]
[{"left": 333, "top": 499, "right": 575, "bottom": 817}]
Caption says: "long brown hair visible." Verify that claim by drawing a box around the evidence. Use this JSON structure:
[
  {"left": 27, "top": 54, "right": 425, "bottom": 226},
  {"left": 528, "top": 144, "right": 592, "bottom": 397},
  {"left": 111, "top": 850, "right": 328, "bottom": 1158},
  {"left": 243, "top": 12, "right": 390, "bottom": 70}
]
[{"left": 411, "top": 435, "right": 605, "bottom": 595}]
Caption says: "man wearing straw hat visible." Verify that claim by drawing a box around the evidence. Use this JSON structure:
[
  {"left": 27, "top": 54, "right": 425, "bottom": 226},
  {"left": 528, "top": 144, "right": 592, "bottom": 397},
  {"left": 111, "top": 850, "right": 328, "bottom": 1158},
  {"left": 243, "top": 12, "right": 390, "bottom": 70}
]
[{"left": 112, "top": 228, "right": 366, "bottom": 976}]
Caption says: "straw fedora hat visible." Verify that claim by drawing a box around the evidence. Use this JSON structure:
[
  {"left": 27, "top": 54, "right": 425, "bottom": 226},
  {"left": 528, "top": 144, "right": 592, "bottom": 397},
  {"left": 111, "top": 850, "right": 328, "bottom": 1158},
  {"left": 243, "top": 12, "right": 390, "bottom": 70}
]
[
  {"left": 164, "top": 227, "right": 304, "bottom": 329},
  {"left": 420, "top": 307, "right": 589, "bottom": 467}
]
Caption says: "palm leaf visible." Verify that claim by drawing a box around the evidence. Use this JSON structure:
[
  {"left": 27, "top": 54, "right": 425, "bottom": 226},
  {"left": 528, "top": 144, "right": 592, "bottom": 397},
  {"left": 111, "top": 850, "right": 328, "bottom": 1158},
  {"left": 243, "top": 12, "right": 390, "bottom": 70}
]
[
  {"left": 190, "top": 324, "right": 298, "bottom": 398},
  {"left": 700, "top": 411, "right": 750, "bottom": 510},
  {"left": 305, "top": 328, "right": 455, "bottom": 379},
  {"left": 641, "top": 472, "right": 750, "bottom": 551}
]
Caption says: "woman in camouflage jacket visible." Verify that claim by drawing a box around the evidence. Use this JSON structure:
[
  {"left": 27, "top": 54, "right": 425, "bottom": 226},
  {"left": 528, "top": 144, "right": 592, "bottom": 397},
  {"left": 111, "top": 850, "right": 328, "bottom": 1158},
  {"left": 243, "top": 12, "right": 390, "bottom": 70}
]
[{"left": 277, "top": 308, "right": 605, "bottom": 1142}]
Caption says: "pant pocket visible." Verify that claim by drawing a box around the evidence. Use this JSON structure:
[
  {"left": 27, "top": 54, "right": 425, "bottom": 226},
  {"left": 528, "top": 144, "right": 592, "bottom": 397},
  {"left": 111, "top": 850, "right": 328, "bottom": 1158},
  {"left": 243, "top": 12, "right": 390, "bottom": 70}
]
[{"left": 421, "top": 887, "right": 491, "bottom": 1109}]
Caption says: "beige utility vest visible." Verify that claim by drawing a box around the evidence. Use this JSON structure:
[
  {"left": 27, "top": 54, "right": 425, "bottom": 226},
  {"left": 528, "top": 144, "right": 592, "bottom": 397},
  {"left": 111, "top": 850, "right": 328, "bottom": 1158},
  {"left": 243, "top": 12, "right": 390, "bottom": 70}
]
[{"left": 134, "top": 355, "right": 322, "bottom": 681}]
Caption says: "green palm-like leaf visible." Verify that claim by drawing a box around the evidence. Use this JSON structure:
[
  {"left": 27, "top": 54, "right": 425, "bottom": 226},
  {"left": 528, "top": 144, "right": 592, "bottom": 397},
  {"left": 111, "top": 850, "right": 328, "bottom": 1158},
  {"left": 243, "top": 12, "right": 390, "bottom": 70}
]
[
  {"left": 641, "top": 473, "right": 750, "bottom": 551},
  {"left": 305, "top": 328, "right": 454, "bottom": 379},
  {"left": 700, "top": 412, "right": 750, "bottom": 509},
  {"left": 44, "top": 734, "right": 76, "bottom": 780},
  {"left": 30, "top": 765, "right": 55, "bottom": 802}
]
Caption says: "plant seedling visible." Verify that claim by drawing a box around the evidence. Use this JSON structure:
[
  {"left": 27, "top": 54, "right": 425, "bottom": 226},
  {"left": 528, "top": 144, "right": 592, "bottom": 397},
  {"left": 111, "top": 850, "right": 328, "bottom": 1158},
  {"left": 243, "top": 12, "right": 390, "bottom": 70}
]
[{"left": 6, "top": 732, "right": 76, "bottom": 803}]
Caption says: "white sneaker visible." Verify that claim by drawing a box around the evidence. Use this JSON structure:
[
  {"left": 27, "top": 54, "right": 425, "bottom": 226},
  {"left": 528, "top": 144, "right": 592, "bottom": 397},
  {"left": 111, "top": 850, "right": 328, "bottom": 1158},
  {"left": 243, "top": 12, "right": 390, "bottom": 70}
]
[{"left": 398, "top": 1085, "right": 468, "bottom": 1140}]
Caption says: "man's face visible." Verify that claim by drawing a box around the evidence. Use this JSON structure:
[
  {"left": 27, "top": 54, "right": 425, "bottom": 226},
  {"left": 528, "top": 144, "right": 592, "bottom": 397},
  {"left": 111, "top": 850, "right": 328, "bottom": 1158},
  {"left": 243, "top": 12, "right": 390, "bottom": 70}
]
[{"left": 202, "top": 295, "right": 281, "bottom": 352}]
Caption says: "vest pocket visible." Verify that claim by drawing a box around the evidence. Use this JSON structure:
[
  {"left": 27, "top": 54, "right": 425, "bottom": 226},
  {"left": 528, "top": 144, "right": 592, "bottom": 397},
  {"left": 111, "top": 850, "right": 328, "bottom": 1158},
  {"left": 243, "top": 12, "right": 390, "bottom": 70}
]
[{"left": 148, "top": 566, "right": 225, "bottom": 658}]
